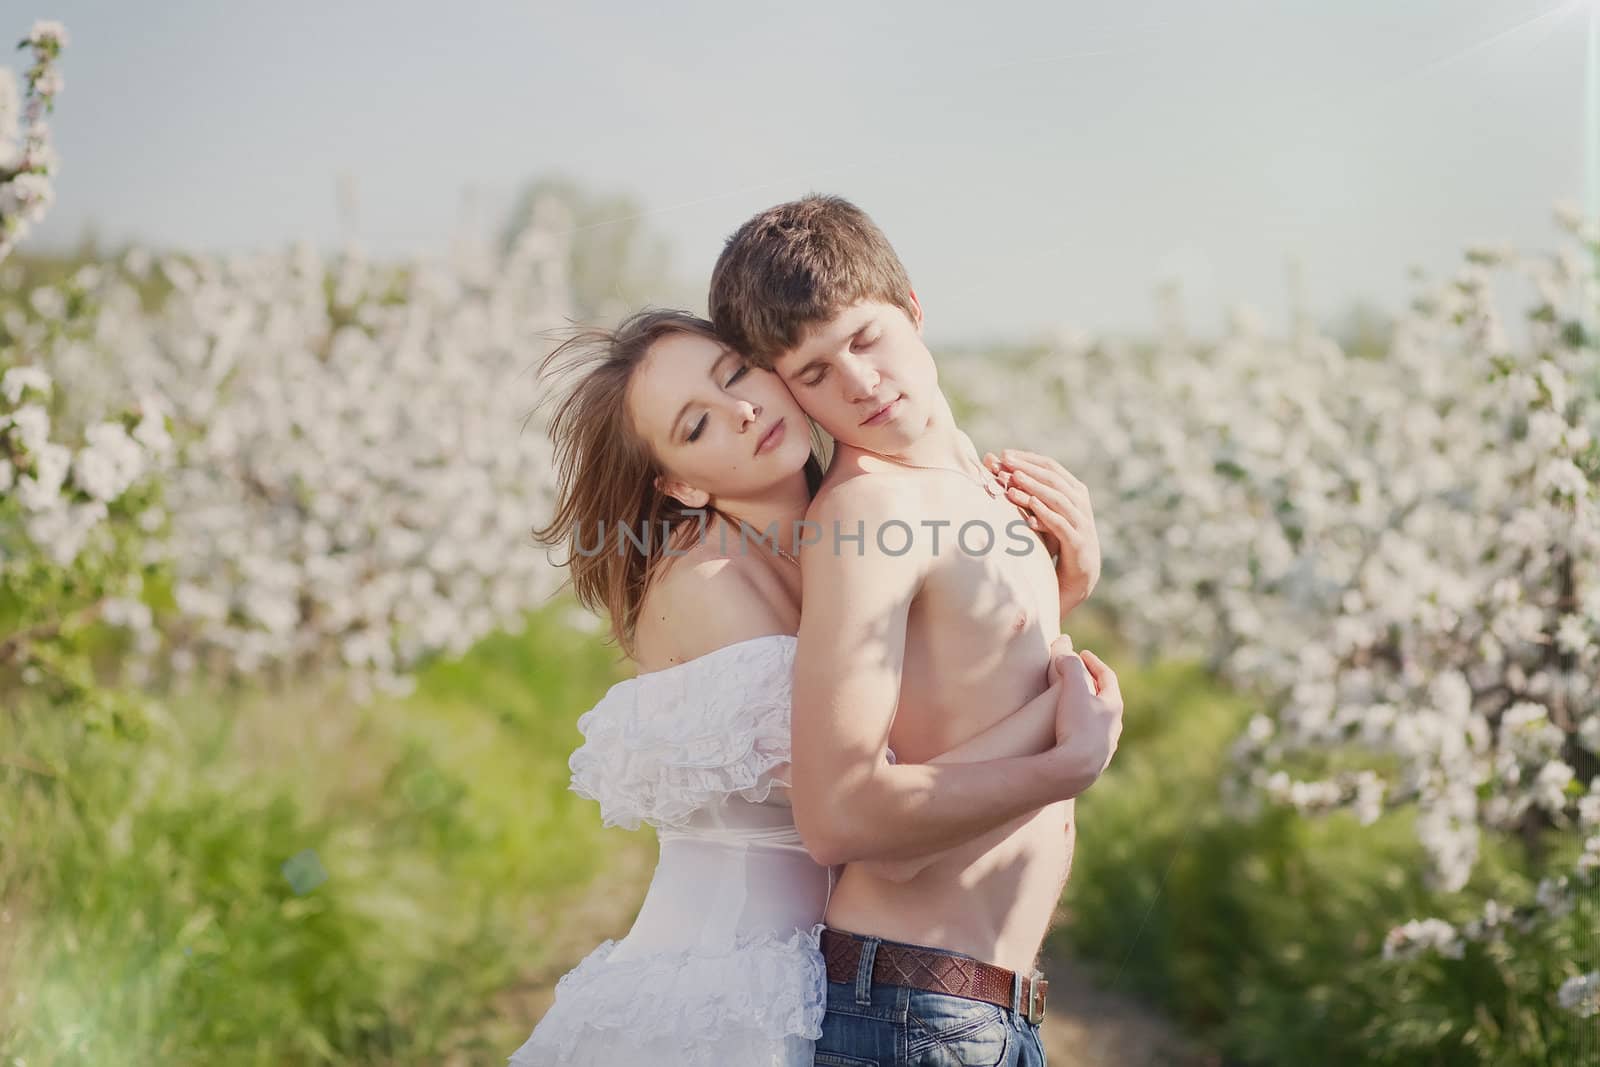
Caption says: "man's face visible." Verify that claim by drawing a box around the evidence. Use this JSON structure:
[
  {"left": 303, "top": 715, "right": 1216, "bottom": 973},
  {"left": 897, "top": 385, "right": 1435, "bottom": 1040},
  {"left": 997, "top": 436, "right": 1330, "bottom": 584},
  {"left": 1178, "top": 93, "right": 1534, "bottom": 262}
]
[{"left": 773, "top": 297, "right": 939, "bottom": 455}]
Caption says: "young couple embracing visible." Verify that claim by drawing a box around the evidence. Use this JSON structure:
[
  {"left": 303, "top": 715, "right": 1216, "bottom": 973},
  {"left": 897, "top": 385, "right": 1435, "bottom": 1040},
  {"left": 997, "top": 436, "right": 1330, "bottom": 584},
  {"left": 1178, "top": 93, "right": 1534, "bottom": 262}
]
[{"left": 511, "top": 195, "right": 1124, "bottom": 1067}]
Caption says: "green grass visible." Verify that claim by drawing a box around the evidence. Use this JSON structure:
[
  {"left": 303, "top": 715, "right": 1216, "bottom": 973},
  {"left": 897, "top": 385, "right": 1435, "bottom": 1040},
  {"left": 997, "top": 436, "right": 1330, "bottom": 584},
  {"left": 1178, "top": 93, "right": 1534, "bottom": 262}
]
[
  {"left": 1057, "top": 642, "right": 1597, "bottom": 1066},
  {"left": 4, "top": 607, "right": 1592, "bottom": 1065},
  {"left": 0, "top": 604, "right": 638, "bottom": 1066}
]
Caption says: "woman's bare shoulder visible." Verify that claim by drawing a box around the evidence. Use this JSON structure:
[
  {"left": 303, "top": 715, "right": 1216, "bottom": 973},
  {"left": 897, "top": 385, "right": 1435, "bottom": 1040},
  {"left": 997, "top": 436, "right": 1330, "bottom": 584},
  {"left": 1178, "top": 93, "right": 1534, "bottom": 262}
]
[{"left": 634, "top": 534, "right": 793, "bottom": 669}]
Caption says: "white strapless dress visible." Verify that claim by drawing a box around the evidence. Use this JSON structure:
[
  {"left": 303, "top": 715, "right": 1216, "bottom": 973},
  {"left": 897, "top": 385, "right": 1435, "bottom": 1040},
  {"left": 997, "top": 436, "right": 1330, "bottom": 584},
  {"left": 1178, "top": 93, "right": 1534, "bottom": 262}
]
[{"left": 508, "top": 634, "right": 829, "bottom": 1067}]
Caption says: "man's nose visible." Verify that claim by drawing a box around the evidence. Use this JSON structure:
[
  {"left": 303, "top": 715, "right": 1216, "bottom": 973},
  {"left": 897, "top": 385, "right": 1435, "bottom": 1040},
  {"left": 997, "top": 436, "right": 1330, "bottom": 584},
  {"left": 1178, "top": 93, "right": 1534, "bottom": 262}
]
[{"left": 840, "top": 355, "right": 880, "bottom": 401}]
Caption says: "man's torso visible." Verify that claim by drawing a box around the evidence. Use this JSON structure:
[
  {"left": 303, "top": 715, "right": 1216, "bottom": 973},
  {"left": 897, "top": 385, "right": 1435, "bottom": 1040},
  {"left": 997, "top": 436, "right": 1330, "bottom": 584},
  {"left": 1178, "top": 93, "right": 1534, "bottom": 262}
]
[{"left": 820, "top": 447, "right": 1075, "bottom": 973}]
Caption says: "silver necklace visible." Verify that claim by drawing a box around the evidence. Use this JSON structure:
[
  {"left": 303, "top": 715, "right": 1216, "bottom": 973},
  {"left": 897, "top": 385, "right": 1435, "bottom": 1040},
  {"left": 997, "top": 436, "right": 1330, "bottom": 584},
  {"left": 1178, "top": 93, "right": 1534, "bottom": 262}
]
[
  {"left": 738, "top": 521, "right": 801, "bottom": 567},
  {"left": 876, "top": 448, "right": 1005, "bottom": 500}
]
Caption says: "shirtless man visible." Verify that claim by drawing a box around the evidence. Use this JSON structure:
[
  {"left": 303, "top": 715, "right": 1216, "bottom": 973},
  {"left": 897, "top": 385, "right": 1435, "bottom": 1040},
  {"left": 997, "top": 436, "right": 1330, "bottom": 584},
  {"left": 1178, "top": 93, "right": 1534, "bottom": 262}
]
[{"left": 710, "top": 195, "right": 1124, "bottom": 1066}]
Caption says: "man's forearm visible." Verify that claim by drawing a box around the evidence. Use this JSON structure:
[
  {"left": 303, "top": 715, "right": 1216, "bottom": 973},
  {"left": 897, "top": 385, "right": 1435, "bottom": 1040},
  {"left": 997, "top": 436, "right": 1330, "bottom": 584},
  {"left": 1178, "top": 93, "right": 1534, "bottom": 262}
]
[{"left": 796, "top": 747, "right": 1087, "bottom": 866}]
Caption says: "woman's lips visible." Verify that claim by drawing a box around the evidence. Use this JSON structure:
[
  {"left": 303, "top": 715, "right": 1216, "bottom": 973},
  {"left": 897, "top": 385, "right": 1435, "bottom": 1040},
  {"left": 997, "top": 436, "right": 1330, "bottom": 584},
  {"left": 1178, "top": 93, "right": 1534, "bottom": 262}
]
[
  {"left": 755, "top": 417, "right": 787, "bottom": 455},
  {"left": 861, "top": 395, "right": 903, "bottom": 427}
]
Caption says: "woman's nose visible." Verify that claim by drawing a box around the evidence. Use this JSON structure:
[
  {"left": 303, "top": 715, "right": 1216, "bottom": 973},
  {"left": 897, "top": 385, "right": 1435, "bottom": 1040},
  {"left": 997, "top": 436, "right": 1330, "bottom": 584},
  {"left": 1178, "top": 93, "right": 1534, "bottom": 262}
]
[{"left": 736, "top": 399, "right": 761, "bottom": 427}]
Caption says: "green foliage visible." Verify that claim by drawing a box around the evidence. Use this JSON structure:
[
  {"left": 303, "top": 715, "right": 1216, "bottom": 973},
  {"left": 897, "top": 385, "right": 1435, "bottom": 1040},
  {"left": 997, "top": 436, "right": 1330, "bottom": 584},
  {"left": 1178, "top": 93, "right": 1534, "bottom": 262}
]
[
  {"left": 1, "top": 267, "right": 169, "bottom": 722},
  {"left": 1058, "top": 646, "right": 1599, "bottom": 1066},
  {"left": 0, "top": 605, "right": 635, "bottom": 1066}
]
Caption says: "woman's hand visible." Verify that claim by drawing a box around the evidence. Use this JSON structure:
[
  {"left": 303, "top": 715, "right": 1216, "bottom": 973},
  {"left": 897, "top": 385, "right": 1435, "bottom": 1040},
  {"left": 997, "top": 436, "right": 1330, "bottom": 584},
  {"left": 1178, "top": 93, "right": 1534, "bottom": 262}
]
[
  {"left": 985, "top": 448, "right": 1100, "bottom": 615},
  {"left": 1048, "top": 647, "right": 1124, "bottom": 791}
]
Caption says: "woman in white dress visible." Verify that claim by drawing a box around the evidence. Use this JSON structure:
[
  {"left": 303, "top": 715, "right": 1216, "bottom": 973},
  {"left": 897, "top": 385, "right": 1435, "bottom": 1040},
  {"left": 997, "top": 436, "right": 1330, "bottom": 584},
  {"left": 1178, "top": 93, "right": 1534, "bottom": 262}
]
[{"left": 511, "top": 310, "right": 1068, "bottom": 1066}]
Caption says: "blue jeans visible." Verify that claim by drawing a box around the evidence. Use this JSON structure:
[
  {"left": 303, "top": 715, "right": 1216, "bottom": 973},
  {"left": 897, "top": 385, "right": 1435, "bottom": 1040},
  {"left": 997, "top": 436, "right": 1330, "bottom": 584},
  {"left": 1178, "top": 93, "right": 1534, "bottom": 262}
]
[{"left": 812, "top": 935, "right": 1047, "bottom": 1067}]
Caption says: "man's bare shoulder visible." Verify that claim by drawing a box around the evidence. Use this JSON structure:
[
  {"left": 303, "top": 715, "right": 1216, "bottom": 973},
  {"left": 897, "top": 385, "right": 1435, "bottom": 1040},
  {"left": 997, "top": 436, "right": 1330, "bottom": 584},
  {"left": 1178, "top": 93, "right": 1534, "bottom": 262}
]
[{"left": 809, "top": 450, "right": 927, "bottom": 525}]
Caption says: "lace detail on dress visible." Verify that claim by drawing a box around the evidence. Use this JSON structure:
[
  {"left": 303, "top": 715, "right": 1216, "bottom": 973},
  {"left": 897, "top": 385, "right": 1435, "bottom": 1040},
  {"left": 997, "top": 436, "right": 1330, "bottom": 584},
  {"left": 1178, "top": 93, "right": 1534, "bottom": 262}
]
[
  {"left": 506, "top": 925, "right": 825, "bottom": 1067},
  {"left": 567, "top": 635, "right": 798, "bottom": 830}
]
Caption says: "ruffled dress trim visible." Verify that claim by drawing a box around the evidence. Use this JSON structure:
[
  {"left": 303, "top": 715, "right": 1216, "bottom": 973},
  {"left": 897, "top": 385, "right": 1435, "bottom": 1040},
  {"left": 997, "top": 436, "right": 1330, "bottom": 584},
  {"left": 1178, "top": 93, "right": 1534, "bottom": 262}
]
[
  {"left": 567, "top": 635, "right": 798, "bottom": 830},
  {"left": 507, "top": 925, "right": 826, "bottom": 1067}
]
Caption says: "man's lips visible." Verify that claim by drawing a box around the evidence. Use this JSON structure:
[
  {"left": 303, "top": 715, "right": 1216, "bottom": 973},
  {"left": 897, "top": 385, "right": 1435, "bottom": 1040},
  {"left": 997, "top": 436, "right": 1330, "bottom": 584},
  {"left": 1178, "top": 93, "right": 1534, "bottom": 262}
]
[
  {"left": 861, "top": 395, "right": 903, "bottom": 427},
  {"left": 755, "top": 417, "right": 787, "bottom": 455}
]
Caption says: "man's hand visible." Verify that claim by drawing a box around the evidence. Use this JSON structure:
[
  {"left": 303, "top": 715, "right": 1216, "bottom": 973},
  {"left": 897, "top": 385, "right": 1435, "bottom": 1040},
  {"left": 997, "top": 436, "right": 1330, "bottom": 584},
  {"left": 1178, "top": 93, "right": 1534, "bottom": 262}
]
[
  {"left": 1047, "top": 646, "right": 1123, "bottom": 789},
  {"left": 984, "top": 448, "right": 1100, "bottom": 614}
]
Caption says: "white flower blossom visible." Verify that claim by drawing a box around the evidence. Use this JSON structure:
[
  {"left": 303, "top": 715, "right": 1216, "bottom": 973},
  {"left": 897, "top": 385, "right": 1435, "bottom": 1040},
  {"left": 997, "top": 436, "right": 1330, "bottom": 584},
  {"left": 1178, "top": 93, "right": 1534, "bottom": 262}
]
[
  {"left": 1532, "top": 761, "right": 1575, "bottom": 814},
  {"left": 1537, "top": 458, "right": 1589, "bottom": 500},
  {"left": 15, "top": 441, "right": 69, "bottom": 511},
  {"left": 27, "top": 20, "right": 68, "bottom": 48},
  {"left": 1555, "top": 614, "right": 1590, "bottom": 656},
  {"left": 131, "top": 410, "right": 172, "bottom": 457},
  {"left": 1, "top": 21, "right": 67, "bottom": 262},
  {"left": 4, "top": 403, "right": 49, "bottom": 452},
  {"left": 25, "top": 499, "right": 106, "bottom": 566},
  {"left": 1534, "top": 876, "right": 1573, "bottom": 918},
  {"left": 943, "top": 226, "right": 1600, "bottom": 950},
  {"left": 100, "top": 596, "right": 153, "bottom": 632},
  {"left": 1579, "top": 780, "right": 1600, "bottom": 827},
  {"left": 1382, "top": 918, "right": 1464, "bottom": 961},
  {"left": 71, "top": 421, "right": 145, "bottom": 501},
  {"left": 1, "top": 365, "right": 50, "bottom": 404},
  {"left": 1578, "top": 714, "right": 1600, "bottom": 756},
  {"left": 1557, "top": 971, "right": 1600, "bottom": 1018}
]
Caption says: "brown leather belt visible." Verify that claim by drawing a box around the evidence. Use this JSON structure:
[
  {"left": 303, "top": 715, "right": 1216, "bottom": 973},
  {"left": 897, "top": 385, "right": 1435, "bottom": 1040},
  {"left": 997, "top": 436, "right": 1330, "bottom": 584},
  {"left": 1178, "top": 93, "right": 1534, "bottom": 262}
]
[{"left": 820, "top": 927, "right": 1049, "bottom": 1025}]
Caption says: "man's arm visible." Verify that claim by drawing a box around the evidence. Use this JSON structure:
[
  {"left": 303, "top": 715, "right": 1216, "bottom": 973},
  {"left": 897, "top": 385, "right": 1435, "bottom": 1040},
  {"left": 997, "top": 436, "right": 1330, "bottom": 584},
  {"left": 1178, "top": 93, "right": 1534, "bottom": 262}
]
[{"left": 789, "top": 482, "right": 1112, "bottom": 866}]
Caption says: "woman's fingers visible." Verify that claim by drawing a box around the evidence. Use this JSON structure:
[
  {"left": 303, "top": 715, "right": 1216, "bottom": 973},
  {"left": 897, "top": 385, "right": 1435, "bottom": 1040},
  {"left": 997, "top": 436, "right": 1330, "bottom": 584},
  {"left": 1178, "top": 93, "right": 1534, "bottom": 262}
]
[
  {"left": 998, "top": 451, "right": 1091, "bottom": 514},
  {"left": 1005, "top": 467, "right": 1089, "bottom": 527},
  {"left": 1001, "top": 449, "right": 1088, "bottom": 496},
  {"left": 1053, "top": 650, "right": 1091, "bottom": 694},
  {"left": 1006, "top": 486, "right": 1085, "bottom": 553},
  {"left": 1047, "top": 633, "right": 1075, "bottom": 684},
  {"left": 1077, "top": 648, "right": 1122, "bottom": 705},
  {"left": 1013, "top": 465, "right": 1090, "bottom": 519},
  {"left": 984, "top": 452, "right": 1015, "bottom": 492},
  {"left": 1008, "top": 477, "right": 1088, "bottom": 531}
]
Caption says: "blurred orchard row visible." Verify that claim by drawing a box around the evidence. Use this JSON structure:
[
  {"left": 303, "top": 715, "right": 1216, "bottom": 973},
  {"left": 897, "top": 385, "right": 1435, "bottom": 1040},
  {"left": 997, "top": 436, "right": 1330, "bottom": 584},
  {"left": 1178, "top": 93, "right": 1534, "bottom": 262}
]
[
  {"left": 2, "top": 18, "right": 1596, "bottom": 1057},
  {"left": 949, "top": 214, "right": 1600, "bottom": 1003}
]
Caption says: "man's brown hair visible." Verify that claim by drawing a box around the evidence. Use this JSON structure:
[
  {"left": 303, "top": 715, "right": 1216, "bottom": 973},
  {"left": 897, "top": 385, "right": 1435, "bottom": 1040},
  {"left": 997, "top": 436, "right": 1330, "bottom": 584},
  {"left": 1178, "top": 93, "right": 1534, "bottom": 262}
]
[{"left": 709, "top": 195, "right": 916, "bottom": 369}]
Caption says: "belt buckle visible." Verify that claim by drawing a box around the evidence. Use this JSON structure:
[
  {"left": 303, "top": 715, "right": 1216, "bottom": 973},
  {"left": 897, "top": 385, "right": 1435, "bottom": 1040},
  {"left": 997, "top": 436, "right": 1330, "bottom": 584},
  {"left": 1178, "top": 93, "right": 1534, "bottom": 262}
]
[{"left": 1025, "top": 972, "right": 1048, "bottom": 1025}]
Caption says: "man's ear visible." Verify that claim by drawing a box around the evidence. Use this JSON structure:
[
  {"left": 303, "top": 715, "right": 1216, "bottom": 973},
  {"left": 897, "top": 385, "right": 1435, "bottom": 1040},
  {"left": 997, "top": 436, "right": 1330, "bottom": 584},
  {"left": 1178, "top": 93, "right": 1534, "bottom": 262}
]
[
  {"left": 654, "top": 474, "right": 710, "bottom": 510},
  {"left": 907, "top": 289, "right": 924, "bottom": 334}
]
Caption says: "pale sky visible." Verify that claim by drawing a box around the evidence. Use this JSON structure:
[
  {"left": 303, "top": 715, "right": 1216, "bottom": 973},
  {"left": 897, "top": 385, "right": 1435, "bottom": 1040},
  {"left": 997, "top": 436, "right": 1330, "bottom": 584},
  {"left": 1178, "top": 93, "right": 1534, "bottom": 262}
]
[{"left": 21, "top": 0, "right": 1596, "bottom": 343}]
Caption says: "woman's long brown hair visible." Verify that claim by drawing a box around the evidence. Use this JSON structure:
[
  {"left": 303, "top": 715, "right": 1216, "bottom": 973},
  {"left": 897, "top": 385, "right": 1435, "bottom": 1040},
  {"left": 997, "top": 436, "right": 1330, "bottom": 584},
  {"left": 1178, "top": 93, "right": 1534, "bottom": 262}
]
[{"left": 532, "top": 309, "right": 823, "bottom": 658}]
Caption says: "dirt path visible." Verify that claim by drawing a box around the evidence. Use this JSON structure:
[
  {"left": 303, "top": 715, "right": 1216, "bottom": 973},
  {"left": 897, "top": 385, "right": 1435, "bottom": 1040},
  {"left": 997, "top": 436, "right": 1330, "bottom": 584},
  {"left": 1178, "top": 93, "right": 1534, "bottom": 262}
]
[
  {"left": 506, "top": 842, "right": 1213, "bottom": 1066},
  {"left": 1035, "top": 952, "right": 1215, "bottom": 1066}
]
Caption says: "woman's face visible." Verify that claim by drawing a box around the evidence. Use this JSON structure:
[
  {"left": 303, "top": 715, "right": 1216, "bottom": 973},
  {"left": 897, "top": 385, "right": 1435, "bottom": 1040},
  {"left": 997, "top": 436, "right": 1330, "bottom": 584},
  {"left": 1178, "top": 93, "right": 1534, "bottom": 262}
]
[{"left": 626, "top": 331, "right": 813, "bottom": 508}]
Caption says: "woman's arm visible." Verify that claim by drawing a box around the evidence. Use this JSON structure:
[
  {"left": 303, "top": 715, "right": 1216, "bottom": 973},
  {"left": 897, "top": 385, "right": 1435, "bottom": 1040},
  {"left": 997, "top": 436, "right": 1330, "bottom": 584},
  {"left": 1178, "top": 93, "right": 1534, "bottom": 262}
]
[{"left": 856, "top": 639, "right": 1073, "bottom": 881}]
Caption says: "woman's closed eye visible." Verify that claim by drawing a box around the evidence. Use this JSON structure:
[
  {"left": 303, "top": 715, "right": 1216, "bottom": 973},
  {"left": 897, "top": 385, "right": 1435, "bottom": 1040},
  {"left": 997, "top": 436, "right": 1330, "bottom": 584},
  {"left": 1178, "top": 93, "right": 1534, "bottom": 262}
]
[{"left": 685, "top": 365, "right": 753, "bottom": 442}]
